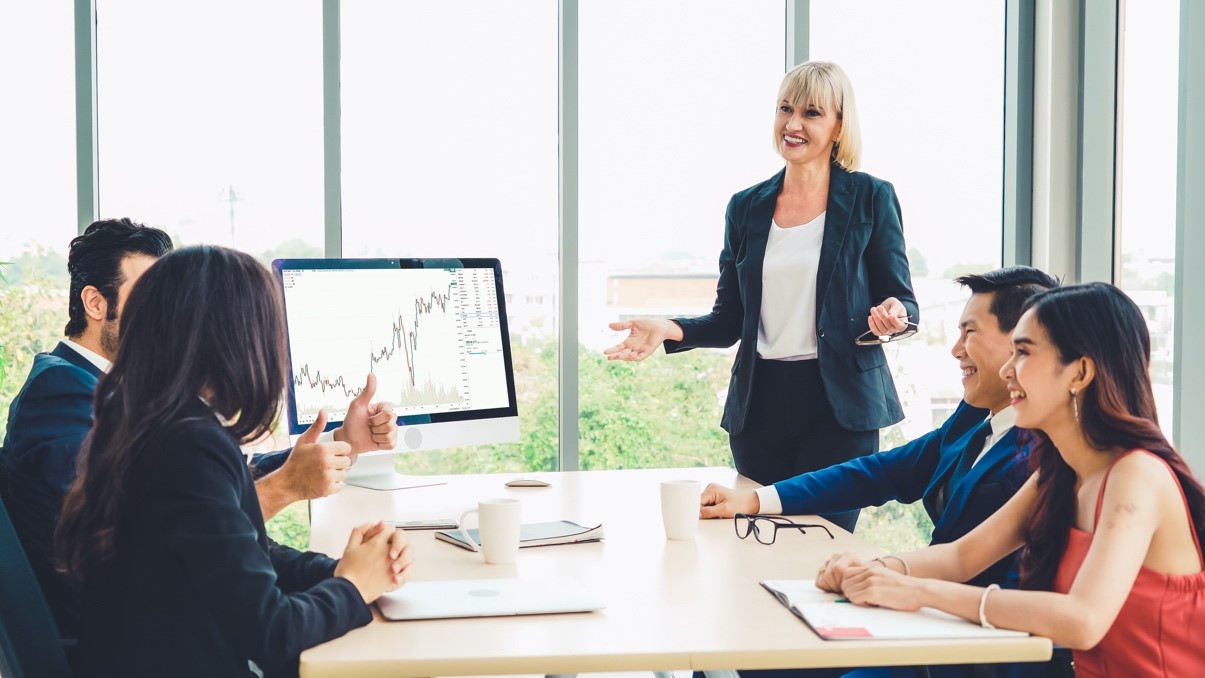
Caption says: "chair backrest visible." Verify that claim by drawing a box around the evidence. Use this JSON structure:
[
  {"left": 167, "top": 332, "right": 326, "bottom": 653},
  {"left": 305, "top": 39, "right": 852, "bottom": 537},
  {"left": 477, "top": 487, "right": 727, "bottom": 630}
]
[{"left": 0, "top": 494, "right": 73, "bottom": 678}]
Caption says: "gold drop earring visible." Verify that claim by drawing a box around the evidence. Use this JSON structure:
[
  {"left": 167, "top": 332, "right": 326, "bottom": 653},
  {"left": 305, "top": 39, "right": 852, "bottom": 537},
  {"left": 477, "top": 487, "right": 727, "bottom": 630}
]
[{"left": 1070, "top": 387, "right": 1079, "bottom": 422}]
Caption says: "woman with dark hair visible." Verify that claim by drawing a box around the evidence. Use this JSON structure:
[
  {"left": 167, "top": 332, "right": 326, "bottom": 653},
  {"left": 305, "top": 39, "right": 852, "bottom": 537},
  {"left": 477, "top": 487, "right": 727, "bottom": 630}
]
[
  {"left": 56, "top": 246, "right": 411, "bottom": 677},
  {"left": 816, "top": 283, "right": 1205, "bottom": 675}
]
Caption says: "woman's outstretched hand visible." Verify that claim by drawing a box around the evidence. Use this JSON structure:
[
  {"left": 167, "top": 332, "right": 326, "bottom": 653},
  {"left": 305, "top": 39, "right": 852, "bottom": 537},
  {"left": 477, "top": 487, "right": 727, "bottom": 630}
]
[{"left": 603, "top": 318, "right": 683, "bottom": 362}]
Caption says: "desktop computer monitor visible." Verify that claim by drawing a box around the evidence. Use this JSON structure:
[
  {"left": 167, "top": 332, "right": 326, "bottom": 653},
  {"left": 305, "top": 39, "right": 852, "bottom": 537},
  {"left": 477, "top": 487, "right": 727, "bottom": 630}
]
[{"left": 273, "top": 257, "right": 520, "bottom": 490}]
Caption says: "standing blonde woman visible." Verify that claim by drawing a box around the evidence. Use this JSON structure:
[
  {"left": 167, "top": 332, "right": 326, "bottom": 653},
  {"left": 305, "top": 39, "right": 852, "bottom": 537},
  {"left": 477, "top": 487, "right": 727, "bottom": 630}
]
[{"left": 606, "top": 61, "right": 917, "bottom": 533}]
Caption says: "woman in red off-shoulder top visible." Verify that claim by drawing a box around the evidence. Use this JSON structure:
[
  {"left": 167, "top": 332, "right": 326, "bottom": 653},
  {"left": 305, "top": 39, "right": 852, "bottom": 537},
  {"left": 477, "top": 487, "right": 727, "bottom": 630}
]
[{"left": 815, "top": 283, "right": 1205, "bottom": 676}]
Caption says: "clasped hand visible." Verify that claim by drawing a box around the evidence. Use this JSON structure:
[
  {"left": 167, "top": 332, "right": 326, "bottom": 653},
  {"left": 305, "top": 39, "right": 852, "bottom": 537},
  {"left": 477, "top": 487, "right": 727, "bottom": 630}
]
[
  {"left": 334, "top": 520, "right": 414, "bottom": 604},
  {"left": 815, "top": 551, "right": 924, "bottom": 611}
]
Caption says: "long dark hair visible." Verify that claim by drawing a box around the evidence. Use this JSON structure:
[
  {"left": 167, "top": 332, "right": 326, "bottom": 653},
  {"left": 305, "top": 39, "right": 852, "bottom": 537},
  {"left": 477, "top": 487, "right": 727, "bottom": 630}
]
[
  {"left": 1017, "top": 283, "right": 1205, "bottom": 589},
  {"left": 57, "top": 246, "right": 287, "bottom": 577}
]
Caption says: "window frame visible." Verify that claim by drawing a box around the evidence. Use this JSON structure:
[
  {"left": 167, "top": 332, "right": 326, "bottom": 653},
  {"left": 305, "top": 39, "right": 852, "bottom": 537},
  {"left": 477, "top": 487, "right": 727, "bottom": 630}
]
[{"left": 65, "top": 0, "right": 1202, "bottom": 469}]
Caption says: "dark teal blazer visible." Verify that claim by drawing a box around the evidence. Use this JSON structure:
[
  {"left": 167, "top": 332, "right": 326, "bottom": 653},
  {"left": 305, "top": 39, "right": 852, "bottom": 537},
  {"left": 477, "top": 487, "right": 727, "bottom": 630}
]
[
  {"left": 0, "top": 342, "right": 102, "bottom": 637},
  {"left": 0, "top": 342, "right": 293, "bottom": 640},
  {"left": 665, "top": 164, "right": 918, "bottom": 434},
  {"left": 75, "top": 399, "right": 370, "bottom": 677}
]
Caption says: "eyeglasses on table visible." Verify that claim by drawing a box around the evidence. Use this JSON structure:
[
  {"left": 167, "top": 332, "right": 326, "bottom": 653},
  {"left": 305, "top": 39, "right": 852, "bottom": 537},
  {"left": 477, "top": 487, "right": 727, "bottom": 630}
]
[{"left": 733, "top": 513, "right": 834, "bottom": 545}]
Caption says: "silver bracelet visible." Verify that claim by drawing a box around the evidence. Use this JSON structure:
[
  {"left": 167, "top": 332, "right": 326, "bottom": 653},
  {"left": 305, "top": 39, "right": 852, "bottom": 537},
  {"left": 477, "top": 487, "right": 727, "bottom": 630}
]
[
  {"left": 873, "top": 554, "right": 910, "bottom": 576},
  {"left": 979, "top": 583, "right": 1001, "bottom": 629}
]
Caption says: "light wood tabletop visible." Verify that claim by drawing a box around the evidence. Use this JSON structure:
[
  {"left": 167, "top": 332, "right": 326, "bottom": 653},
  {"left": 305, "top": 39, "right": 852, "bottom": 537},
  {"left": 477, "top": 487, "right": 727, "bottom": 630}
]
[{"left": 300, "top": 467, "right": 1051, "bottom": 677}]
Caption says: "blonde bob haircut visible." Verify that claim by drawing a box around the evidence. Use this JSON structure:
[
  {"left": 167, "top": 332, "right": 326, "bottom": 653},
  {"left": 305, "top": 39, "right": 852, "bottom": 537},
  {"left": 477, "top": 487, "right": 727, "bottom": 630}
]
[{"left": 776, "top": 61, "right": 862, "bottom": 171}]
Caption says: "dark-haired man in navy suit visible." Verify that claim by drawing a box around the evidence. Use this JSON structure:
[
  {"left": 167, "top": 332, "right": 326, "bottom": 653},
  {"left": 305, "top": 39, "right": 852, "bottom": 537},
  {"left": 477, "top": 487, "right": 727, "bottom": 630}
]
[
  {"left": 700, "top": 266, "right": 1060, "bottom": 678},
  {"left": 0, "top": 218, "right": 397, "bottom": 641}
]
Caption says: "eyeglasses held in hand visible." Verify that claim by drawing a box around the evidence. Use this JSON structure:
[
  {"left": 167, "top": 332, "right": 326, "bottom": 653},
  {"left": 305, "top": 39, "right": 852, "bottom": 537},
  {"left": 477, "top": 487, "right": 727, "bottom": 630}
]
[
  {"left": 733, "top": 513, "right": 835, "bottom": 545},
  {"left": 855, "top": 320, "right": 920, "bottom": 346}
]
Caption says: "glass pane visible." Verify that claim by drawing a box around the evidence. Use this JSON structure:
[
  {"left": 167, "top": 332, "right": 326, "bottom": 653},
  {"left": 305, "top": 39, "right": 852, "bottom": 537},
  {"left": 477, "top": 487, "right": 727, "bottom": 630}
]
[
  {"left": 96, "top": 1, "right": 324, "bottom": 547},
  {"left": 0, "top": 3, "right": 78, "bottom": 431},
  {"left": 96, "top": 0, "right": 325, "bottom": 265},
  {"left": 341, "top": 0, "right": 559, "bottom": 474},
  {"left": 579, "top": 0, "right": 785, "bottom": 470},
  {"left": 1117, "top": 0, "right": 1179, "bottom": 438},
  {"left": 811, "top": 0, "right": 1006, "bottom": 551}
]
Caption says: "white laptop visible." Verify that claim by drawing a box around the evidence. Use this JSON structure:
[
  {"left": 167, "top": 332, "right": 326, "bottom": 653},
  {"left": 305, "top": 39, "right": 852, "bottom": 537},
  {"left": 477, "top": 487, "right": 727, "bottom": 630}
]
[{"left": 377, "top": 576, "right": 606, "bottom": 621}]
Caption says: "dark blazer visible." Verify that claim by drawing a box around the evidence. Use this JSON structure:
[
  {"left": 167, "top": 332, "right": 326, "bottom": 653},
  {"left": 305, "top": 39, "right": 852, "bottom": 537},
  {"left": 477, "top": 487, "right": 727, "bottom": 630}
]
[
  {"left": 0, "top": 341, "right": 294, "bottom": 639},
  {"left": 773, "top": 401, "right": 1030, "bottom": 588},
  {"left": 0, "top": 342, "right": 102, "bottom": 637},
  {"left": 665, "top": 164, "right": 918, "bottom": 435},
  {"left": 75, "top": 400, "right": 370, "bottom": 678}
]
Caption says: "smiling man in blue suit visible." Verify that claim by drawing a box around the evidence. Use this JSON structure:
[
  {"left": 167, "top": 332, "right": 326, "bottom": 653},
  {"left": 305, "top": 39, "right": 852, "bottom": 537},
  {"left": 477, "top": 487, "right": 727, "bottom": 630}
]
[{"left": 700, "top": 266, "right": 1060, "bottom": 678}]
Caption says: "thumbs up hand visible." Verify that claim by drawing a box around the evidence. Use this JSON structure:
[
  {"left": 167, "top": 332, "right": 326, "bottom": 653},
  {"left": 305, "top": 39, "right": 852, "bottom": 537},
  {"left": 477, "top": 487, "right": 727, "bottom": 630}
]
[
  {"left": 333, "top": 373, "right": 399, "bottom": 454},
  {"left": 267, "top": 408, "right": 354, "bottom": 508}
]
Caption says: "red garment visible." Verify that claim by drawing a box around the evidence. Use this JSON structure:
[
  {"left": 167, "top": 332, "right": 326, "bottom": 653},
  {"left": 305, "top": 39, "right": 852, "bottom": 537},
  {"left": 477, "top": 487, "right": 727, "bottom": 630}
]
[{"left": 1053, "top": 449, "right": 1205, "bottom": 676}]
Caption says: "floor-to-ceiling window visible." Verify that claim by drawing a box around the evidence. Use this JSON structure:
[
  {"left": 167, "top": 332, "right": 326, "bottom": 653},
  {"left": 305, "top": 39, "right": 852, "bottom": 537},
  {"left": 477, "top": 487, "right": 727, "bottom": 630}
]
[
  {"left": 96, "top": 0, "right": 326, "bottom": 263},
  {"left": 341, "top": 0, "right": 561, "bottom": 475},
  {"left": 0, "top": 2, "right": 78, "bottom": 432},
  {"left": 1116, "top": 0, "right": 1180, "bottom": 438},
  {"left": 0, "top": 1, "right": 1020, "bottom": 552},
  {"left": 810, "top": 0, "right": 1007, "bottom": 551},
  {"left": 577, "top": 0, "right": 785, "bottom": 470}
]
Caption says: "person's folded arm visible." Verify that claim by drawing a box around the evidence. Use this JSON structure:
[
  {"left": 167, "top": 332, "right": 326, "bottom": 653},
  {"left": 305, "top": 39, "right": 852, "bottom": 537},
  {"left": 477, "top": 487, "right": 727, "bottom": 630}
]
[
  {"left": 852, "top": 455, "right": 1168, "bottom": 649},
  {"left": 158, "top": 427, "right": 370, "bottom": 673},
  {"left": 269, "top": 541, "right": 338, "bottom": 593},
  {"left": 889, "top": 473, "right": 1037, "bottom": 584}
]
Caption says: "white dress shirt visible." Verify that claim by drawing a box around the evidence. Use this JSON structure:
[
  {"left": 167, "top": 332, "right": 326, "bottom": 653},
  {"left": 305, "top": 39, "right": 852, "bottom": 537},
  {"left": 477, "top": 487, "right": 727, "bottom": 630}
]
[
  {"left": 756, "top": 213, "right": 825, "bottom": 360},
  {"left": 62, "top": 338, "right": 112, "bottom": 373}
]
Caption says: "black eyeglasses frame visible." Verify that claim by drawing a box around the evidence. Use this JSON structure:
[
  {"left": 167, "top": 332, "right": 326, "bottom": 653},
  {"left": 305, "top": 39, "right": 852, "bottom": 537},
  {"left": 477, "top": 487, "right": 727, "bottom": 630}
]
[{"left": 733, "top": 513, "right": 835, "bottom": 544}]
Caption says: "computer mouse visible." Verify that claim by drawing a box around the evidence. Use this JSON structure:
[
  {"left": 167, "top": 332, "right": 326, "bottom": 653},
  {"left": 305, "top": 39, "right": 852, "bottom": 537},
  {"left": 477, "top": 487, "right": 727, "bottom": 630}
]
[{"left": 505, "top": 477, "right": 551, "bottom": 488}]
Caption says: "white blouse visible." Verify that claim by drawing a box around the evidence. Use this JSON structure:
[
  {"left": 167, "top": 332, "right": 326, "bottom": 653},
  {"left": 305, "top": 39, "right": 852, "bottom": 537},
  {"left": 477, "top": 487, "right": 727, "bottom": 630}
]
[{"left": 757, "top": 211, "right": 825, "bottom": 360}]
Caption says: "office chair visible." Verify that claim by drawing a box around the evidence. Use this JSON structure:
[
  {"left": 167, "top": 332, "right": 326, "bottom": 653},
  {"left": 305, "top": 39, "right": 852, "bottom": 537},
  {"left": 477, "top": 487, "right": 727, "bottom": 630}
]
[{"left": 0, "top": 493, "right": 73, "bottom": 678}]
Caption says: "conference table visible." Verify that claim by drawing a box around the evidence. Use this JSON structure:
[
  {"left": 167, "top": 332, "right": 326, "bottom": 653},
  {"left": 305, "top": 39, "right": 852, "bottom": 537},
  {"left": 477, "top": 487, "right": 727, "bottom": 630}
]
[{"left": 301, "top": 467, "right": 1051, "bottom": 677}]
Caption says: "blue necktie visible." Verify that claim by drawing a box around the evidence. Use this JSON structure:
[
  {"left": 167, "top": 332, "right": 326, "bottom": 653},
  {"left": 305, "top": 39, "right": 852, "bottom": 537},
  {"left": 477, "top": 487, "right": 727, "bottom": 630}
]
[
  {"left": 938, "top": 418, "right": 994, "bottom": 515},
  {"left": 944, "top": 419, "right": 992, "bottom": 493}
]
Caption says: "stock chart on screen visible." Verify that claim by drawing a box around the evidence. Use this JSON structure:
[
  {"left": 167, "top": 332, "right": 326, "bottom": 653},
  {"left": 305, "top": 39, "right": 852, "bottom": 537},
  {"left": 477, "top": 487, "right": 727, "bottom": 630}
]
[{"left": 279, "top": 262, "right": 512, "bottom": 426}]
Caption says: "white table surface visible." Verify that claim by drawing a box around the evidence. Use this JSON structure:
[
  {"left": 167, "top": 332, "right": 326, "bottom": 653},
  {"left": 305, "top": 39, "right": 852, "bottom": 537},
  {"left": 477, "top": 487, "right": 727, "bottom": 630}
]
[{"left": 300, "top": 467, "right": 1051, "bottom": 677}]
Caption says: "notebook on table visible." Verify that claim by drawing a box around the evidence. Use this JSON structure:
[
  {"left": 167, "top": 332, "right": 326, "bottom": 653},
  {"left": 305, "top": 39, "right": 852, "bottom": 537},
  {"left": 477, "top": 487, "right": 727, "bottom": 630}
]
[
  {"left": 377, "top": 576, "right": 606, "bottom": 621},
  {"left": 435, "top": 520, "right": 604, "bottom": 550},
  {"left": 761, "top": 580, "right": 1030, "bottom": 640}
]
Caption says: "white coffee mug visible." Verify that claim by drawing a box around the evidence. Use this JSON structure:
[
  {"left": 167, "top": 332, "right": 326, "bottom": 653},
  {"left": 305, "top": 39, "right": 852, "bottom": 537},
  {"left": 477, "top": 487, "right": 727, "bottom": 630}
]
[
  {"left": 660, "top": 479, "right": 701, "bottom": 540},
  {"left": 458, "top": 498, "right": 522, "bottom": 564}
]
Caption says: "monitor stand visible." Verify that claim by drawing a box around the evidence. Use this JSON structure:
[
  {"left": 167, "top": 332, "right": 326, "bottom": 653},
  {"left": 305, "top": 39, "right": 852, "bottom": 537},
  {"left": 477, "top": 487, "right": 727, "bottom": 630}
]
[{"left": 344, "top": 454, "right": 447, "bottom": 491}]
